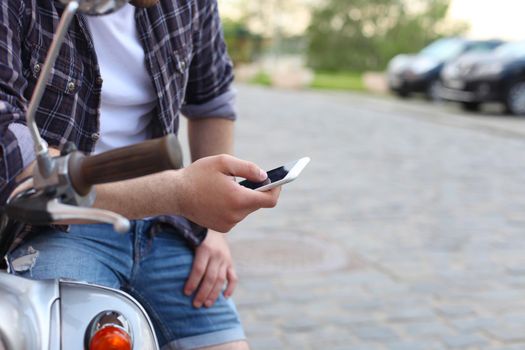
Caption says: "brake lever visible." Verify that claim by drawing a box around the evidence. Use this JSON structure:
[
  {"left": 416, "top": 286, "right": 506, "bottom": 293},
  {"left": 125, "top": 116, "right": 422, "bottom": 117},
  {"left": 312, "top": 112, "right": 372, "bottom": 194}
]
[
  {"left": 47, "top": 200, "right": 130, "bottom": 233},
  {"left": 6, "top": 191, "right": 130, "bottom": 234}
]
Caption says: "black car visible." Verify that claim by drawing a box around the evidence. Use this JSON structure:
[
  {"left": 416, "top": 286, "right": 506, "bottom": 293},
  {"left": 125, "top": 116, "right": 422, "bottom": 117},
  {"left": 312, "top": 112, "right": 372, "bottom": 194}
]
[
  {"left": 387, "top": 38, "right": 503, "bottom": 100},
  {"left": 440, "top": 41, "right": 525, "bottom": 115}
]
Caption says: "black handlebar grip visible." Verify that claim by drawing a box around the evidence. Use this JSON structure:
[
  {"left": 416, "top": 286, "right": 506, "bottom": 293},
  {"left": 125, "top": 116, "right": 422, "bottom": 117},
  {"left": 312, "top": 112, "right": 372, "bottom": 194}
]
[{"left": 68, "top": 134, "right": 183, "bottom": 196}]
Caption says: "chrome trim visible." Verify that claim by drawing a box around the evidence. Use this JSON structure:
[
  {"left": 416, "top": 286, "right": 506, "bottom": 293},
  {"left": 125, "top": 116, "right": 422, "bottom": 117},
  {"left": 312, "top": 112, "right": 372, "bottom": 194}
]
[
  {"left": 85, "top": 311, "right": 133, "bottom": 348},
  {"left": 60, "top": 280, "right": 159, "bottom": 350}
]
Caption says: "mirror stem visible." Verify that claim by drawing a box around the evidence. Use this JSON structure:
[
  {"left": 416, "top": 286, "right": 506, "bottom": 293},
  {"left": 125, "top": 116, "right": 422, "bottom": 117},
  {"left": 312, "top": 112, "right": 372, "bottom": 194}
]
[{"left": 26, "top": 0, "right": 80, "bottom": 178}]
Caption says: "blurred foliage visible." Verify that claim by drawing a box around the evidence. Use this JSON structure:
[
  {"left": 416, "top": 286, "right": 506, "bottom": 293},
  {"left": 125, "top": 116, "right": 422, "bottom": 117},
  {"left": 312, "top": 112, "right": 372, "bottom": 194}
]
[
  {"left": 222, "top": 19, "right": 264, "bottom": 64},
  {"left": 249, "top": 71, "right": 273, "bottom": 86},
  {"left": 306, "top": 0, "right": 468, "bottom": 72},
  {"left": 311, "top": 71, "right": 365, "bottom": 91}
]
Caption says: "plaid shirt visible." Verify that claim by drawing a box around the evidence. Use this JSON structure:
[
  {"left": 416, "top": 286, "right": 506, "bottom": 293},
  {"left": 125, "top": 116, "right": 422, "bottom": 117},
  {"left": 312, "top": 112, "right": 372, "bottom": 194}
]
[{"left": 0, "top": 0, "right": 235, "bottom": 245}]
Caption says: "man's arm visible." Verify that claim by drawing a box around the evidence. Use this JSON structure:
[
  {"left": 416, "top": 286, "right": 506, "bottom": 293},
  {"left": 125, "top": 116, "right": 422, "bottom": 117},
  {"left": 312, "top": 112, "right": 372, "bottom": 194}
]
[
  {"left": 184, "top": 117, "right": 237, "bottom": 307},
  {"left": 187, "top": 118, "right": 234, "bottom": 160},
  {"left": 92, "top": 154, "right": 277, "bottom": 233},
  {"left": 0, "top": 1, "right": 36, "bottom": 204}
]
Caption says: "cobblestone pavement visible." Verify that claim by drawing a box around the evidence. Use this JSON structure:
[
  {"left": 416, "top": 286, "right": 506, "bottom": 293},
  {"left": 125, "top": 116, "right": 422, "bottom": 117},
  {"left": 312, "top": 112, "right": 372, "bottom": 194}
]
[{"left": 188, "top": 85, "right": 525, "bottom": 350}]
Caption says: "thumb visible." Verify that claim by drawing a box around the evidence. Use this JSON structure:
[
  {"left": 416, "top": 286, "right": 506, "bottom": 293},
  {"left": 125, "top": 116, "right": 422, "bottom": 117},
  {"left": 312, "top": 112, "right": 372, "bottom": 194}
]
[{"left": 218, "top": 155, "right": 267, "bottom": 182}]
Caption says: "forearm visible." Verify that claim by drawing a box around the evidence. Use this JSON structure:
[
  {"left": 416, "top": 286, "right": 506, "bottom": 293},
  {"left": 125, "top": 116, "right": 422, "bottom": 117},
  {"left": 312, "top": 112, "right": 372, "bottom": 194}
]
[
  {"left": 93, "top": 169, "right": 183, "bottom": 219},
  {"left": 10, "top": 150, "right": 184, "bottom": 220},
  {"left": 94, "top": 154, "right": 276, "bottom": 233},
  {"left": 187, "top": 118, "right": 234, "bottom": 161}
]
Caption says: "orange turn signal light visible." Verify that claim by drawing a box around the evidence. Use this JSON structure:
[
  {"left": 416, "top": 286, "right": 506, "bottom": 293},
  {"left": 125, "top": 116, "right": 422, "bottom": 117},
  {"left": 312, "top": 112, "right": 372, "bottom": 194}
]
[{"left": 89, "top": 325, "right": 132, "bottom": 350}]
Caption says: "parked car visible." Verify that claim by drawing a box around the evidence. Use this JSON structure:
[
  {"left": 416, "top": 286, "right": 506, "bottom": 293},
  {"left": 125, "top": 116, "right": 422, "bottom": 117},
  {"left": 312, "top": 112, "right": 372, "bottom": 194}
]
[
  {"left": 387, "top": 38, "right": 504, "bottom": 100},
  {"left": 440, "top": 40, "right": 525, "bottom": 115}
]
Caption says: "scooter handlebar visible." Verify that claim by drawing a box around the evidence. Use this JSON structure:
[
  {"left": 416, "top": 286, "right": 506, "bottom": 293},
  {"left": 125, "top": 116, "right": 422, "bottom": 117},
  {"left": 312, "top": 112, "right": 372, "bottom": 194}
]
[{"left": 68, "top": 134, "right": 183, "bottom": 196}]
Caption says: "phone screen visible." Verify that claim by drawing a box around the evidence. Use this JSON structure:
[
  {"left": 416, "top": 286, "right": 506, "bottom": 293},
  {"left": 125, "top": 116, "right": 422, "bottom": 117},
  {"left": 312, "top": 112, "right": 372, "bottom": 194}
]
[{"left": 239, "top": 165, "right": 290, "bottom": 190}]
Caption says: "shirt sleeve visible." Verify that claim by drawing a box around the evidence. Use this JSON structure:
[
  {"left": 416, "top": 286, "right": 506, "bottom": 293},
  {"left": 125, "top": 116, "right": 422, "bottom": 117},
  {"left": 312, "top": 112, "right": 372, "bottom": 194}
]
[
  {"left": 182, "top": 0, "right": 235, "bottom": 117},
  {"left": 181, "top": 87, "right": 236, "bottom": 120},
  {"left": 0, "top": 1, "right": 33, "bottom": 206}
]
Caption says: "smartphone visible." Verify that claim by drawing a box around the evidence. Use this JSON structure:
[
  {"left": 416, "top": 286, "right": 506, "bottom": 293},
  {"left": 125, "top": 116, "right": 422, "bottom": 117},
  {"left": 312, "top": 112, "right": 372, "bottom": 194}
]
[{"left": 239, "top": 157, "right": 310, "bottom": 191}]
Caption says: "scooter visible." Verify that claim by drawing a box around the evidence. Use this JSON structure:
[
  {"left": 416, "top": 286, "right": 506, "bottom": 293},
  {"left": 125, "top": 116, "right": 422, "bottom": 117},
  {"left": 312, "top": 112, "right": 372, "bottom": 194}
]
[{"left": 0, "top": 1, "right": 184, "bottom": 349}]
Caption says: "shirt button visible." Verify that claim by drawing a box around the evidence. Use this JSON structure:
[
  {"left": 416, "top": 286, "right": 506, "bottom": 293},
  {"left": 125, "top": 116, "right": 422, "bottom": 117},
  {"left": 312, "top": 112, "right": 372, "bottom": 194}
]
[
  {"left": 91, "top": 132, "right": 100, "bottom": 141},
  {"left": 66, "top": 81, "right": 76, "bottom": 93},
  {"left": 33, "top": 63, "right": 41, "bottom": 74},
  {"left": 178, "top": 61, "right": 186, "bottom": 72},
  {"left": 95, "top": 76, "right": 103, "bottom": 85}
]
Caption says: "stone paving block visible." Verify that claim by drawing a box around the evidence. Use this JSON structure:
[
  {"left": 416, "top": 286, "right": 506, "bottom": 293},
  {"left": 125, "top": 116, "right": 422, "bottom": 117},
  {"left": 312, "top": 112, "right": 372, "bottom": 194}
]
[
  {"left": 282, "top": 333, "right": 312, "bottom": 349},
  {"left": 272, "top": 290, "right": 323, "bottom": 304},
  {"left": 484, "top": 326, "right": 525, "bottom": 343},
  {"left": 504, "top": 275, "right": 525, "bottom": 288},
  {"left": 476, "top": 289, "right": 525, "bottom": 304},
  {"left": 302, "top": 328, "right": 358, "bottom": 350},
  {"left": 248, "top": 337, "right": 286, "bottom": 350},
  {"left": 442, "top": 333, "right": 489, "bottom": 349},
  {"left": 329, "top": 344, "right": 385, "bottom": 350},
  {"left": 344, "top": 300, "right": 384, "bottom": 312},
  {"left": 279, "top": 317, "right": 319, "bottom": 332},
  {"left": 237, "top": 279, "right": 276, "bottom": 292},
  {"left": 313, "top": 285, "right": 371, "bottom": 299},
  {"left": 506, "top": 266, "right": 525, "bottom": 276},
  {"left": 449, "top": 317, "right": 499, "bottom": 333},
  {"left": 235, "top": 292, "right": 274, "bottom": 308},
  {"left": 319, "top": 312, "right": 380, "bottom": 327},
  {"left": 352, "top": 325, "right": 399, "bottom": 342},
  {"left": 493, "top": 345, "right": 525, "bottom": 350},
  {"left": 254, "top": 304, "right": 300, "bottom": 320},
  {"left": 384, "top": 306, "right": 436, "bottom": 323},
  {"left": 435, "top": 304, "right": 476, "bottom": 318},
  {"left": 243, "top": 321, "right": 277, "bottom": 337},
  {"left": 386, "top": 340, "right": 446, "bottom": 350},
  {"left": 410, "top": 280, "right": 453, "bottom": 295},
  {"left": 402, "top": 321, "right": 456, "bottom": 339},
  {"left": 501, "top": 312, "right": 525, "bottom": 326}
]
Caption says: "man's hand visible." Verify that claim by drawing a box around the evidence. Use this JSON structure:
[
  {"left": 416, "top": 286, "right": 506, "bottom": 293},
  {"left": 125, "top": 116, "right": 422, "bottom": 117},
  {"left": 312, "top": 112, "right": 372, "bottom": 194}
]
[
  {"left": 184, "top": 231, "right": 237, "bottom": 308},
  {"left": 10, "top": 147, "right": 61, "bottom": 200},
  {"left": 94, "top": 154, "right": 280, "bottom": 230},
  {"left": 173, "top": 154, "right": 280, "bottom": 233}
]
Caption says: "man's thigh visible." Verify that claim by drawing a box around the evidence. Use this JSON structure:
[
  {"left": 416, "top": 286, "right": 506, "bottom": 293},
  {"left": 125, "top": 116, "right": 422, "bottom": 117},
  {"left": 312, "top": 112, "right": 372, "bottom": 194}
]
[
  {"left": 129, "top": 231, "right": 246, "bottom": 350},
  {"left": 6, "top": 224, "right": 131, "bottom": 289}
]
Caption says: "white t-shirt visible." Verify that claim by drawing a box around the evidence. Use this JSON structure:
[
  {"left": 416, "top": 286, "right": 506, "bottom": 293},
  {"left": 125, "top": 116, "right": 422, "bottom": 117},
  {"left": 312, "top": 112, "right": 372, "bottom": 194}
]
[{"left": 86, "top": 4, "right": 157, "bottom": 154}]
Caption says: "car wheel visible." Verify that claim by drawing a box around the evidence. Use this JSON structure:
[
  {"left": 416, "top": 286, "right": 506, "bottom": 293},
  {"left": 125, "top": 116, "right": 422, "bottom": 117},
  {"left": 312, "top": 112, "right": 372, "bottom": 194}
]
[
  {"left": 461, "top": 102, "right": 480, "bottom": 112},
  {"left": 505, "top": 81, "right": 525, "bottom": 115},
  {"left": 426, "top": 80, "right": 442, "bottom": 102}
]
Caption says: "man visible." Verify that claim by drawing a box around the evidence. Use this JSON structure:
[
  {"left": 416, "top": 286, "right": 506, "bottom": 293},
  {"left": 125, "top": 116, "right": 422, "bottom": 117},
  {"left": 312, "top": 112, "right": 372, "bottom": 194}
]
[{"left": 0, "top": 0, "right": 280, "bottom": 349}]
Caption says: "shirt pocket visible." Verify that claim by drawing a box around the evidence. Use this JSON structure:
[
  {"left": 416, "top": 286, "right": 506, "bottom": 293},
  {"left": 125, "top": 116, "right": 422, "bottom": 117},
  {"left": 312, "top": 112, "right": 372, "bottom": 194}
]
[
  {"left": 162, "top": 44, "right": 193, "bottom": 103},
  {"left": 24, "top": 44, "right": 85, "bottom": 143},
  {"left": 28, "top": 44, "right": 84, "bottom": 96}
]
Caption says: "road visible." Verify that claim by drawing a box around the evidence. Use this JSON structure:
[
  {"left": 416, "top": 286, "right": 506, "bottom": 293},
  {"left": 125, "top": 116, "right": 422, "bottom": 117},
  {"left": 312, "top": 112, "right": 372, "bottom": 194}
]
[{"left": 186, "top": 85, "right": 525, "bottom": 350}]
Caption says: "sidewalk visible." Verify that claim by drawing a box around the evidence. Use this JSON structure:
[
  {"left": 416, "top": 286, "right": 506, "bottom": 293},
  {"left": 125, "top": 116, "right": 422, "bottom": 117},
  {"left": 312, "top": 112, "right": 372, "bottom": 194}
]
[{"left": 222, "top": 84, "right": 525, "bottom": 350}]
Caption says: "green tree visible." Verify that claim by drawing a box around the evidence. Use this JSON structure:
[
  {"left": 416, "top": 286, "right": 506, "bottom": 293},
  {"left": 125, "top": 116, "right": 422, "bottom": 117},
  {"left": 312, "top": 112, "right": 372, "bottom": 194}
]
[
  {"left": 222, "top": 19, "right": 264, "bottom": 64},
  {"left": 306, "top": 0, "right": 467, "bottom": 72}
]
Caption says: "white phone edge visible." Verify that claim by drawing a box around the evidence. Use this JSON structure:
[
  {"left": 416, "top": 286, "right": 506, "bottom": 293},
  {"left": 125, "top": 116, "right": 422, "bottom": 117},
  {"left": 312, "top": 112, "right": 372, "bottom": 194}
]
[{"left": 255, "top": 156, "right": 311, "bottom": 192}]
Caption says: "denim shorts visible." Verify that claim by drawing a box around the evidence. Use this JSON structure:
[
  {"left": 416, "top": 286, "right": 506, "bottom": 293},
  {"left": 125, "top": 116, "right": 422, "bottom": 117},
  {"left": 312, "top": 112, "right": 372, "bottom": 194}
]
[{"left": 6, "top": 220, "right": 245, "bottom": 350}]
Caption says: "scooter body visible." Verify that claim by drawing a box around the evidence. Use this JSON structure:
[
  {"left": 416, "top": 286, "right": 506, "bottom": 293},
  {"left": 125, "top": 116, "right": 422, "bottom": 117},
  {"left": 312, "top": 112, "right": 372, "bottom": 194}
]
[{"left": 0, "top": 271, "right": 159, "bottom": 350}]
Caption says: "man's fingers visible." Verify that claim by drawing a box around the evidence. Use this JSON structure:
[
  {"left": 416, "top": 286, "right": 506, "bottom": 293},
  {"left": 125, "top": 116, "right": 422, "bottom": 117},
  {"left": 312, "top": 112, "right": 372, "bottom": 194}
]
[
  {"left": 224, "top": 266, "right": 238, "bottom": 298},
  {"left": 217, "top": 155, "right": 267, "bottom": 182},
  {"left": 193, "top": 261, "right": 219, "bottom": 308},
  {"left": 248, "top": 186, "right": 281, "bottom": 209},
  {"left": 204, "top": 264, "right": 228, "bottom": 308},
  {"left": 184, "top": 253, "right": 208, "bottom": 296}
]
